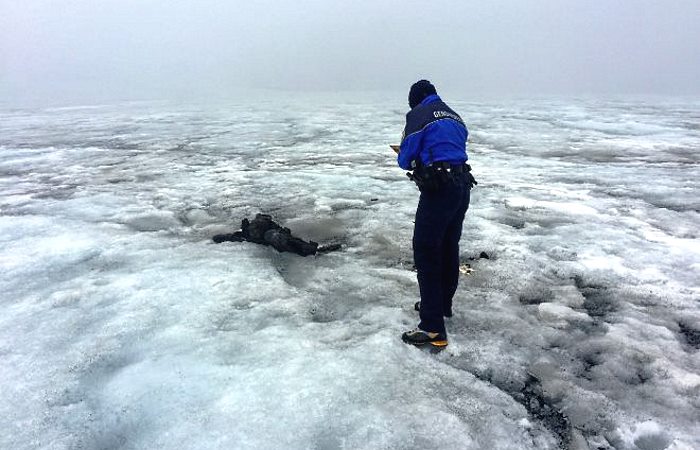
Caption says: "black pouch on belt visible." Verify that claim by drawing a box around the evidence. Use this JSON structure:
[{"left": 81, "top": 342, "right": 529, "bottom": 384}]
[
  {"left": 464, "top": 164, "right": 478, "bottom": 189},
  {"left": 408, "top": 165, "right": 438, "bottom": 192}
]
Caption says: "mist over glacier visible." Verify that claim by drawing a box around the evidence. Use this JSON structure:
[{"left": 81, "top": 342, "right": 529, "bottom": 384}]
[{"left": 1, "top": 94, "right": 699, "bottom": 449}]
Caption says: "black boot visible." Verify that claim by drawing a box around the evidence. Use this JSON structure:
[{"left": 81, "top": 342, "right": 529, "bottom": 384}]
[{"left": 401, "top": 328, "right": 448, "bottom": 348}]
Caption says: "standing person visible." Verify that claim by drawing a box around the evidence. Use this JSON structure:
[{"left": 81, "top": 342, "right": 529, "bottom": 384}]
[{"left": 397, "top": 80, "right": 476, "bottom": 349}]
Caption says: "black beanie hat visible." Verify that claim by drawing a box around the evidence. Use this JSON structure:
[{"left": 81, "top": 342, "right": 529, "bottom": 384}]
[{"left": 408, "top": 80, "right": 437, "bottom": 109}]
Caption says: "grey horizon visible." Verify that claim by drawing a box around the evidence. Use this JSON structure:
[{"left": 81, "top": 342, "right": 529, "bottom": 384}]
[{"left": 1, "top": 0, "right": 699, "bottom": 105}]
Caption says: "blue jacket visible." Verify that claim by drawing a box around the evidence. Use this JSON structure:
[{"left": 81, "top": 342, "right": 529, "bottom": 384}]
[{"left": 398, "top": 94, "right": 469, "bottom": 170}]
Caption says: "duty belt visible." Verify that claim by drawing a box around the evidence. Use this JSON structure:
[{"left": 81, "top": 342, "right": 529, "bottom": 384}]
[
  {"left": 407, "top": 162, "right": 477, "bottom": 191},
  {"left": 432, "top": 162, "right": 469, "bottom": 173}
]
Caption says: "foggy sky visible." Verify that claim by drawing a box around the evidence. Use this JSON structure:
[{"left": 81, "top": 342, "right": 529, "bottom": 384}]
[{"left": 1, "top": 0, "right": 699, "bottom": 104}]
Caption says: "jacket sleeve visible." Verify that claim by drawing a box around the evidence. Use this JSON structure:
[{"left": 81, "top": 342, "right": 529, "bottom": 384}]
[{"left": 397, "top": 127, "right": 422, "bottom": 170}]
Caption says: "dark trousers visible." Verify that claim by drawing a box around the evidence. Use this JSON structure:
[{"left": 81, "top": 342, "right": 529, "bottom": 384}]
[{"left": 413, "top": 176, "right": 471, "bottom": 335}]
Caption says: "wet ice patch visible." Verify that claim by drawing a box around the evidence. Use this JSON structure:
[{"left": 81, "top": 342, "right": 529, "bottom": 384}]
[
  {"left": 123, "top": 210, "right": 180, "bottom": 231},
  {"left": 537, "top": 303, "right": 592, "bottom": 328},
  {"left": 505, "top": 196, "right": 598, "bottom": 216},
  {"left": 314, "top": 196, "right": 368, "bottom": 214},
  {"left": 283, "top": 216, "right": 346, "bottom": 242},
  {"left": 613, "top": 421, "right": 675, "bottom": 450}
]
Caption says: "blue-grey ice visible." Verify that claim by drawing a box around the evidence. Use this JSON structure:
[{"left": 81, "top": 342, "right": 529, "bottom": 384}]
[{"left": 1, "top": 95, "right": 698, "bottom": 449}]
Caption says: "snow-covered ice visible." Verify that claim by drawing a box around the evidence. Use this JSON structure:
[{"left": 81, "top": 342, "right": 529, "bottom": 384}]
[{"left": 1, "top": 94, "right": 698, "bottom": 449}]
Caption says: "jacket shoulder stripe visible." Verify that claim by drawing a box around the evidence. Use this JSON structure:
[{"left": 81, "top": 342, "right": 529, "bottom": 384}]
[{"left": 402, "top": 117, "right": 465, "bottom": 142}]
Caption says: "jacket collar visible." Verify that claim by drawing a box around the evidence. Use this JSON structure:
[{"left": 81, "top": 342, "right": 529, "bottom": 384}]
[{"left": 420, "top": 94, "right": 441, "bottom": 106}]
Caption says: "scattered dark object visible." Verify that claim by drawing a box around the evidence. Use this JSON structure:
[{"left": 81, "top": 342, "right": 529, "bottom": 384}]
[
  {"left": 678, "top": 321, "right": 700, "bottom": 349},
  {"left": 459, "top": 263, "right": 473, "bottom": 275},
  {"left": 572, "top": 276, "right": 616, "bottom": 319},
  {"left": 370, "top": 198, "right": 379, "bottom": 202},
  {"left": 468, "top": 251, "right": 490, "bottom": 261},
  {"left": 518, "top": 294, "right": 549, "bottom": 306},
  {"left": 462, "top": 367, "right": 573, "bottom": 448},
  {"left": 212, "top": 213, "right": 341, "bottom": 257},
  {"left": 519, "top": 374, "right": 571, "bottom": 447}
]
